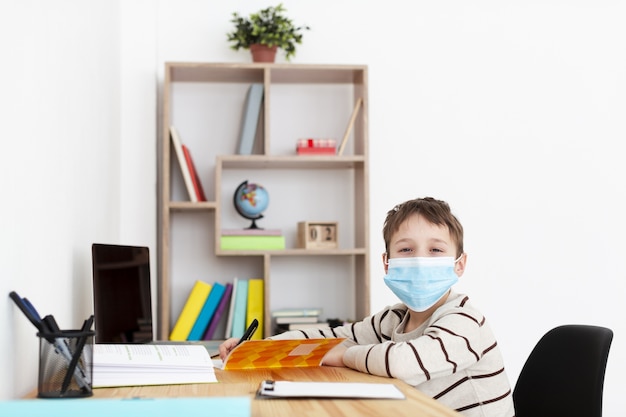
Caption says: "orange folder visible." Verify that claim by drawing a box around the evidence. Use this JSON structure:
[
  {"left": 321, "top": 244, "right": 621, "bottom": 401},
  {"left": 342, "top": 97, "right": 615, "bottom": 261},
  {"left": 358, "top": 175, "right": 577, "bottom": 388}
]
[{"left": 223, "top": 338, "right": 345, "bottom": 370}]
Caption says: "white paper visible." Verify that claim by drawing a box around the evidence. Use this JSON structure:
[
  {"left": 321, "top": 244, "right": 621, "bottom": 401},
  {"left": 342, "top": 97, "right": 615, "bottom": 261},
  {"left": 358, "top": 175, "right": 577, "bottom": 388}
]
[{"left": 258, "top": 380, "right": 405, "bottom": 399}]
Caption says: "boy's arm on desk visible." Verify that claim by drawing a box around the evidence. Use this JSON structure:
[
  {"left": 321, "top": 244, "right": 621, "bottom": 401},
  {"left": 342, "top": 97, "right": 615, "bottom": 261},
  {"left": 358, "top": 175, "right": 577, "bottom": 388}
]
[{"left": 62, "top": 367, "right": 461, "bottom": 417}]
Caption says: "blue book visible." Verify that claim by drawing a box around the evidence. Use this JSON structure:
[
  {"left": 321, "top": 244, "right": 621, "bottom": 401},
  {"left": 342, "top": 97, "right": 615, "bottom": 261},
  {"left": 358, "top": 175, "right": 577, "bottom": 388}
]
[
  {"left": 230, "top": 279, "right": 249, "bottom": 338},
  {"left": 237, "top": 84, "right": 264, "bottom": 155},
  {"left": 187, "top": 282, "right": 226, "bottom": 340}
]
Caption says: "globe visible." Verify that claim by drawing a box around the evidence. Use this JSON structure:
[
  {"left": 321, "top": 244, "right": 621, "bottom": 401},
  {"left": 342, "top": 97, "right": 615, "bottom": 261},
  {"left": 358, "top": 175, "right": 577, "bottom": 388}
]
[{"left": 233, "top": 180, "right": 269, "bottom": 229}]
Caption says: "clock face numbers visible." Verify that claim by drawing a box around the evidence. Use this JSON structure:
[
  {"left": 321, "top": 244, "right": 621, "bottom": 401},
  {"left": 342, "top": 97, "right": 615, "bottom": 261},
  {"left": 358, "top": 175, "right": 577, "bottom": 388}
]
[{"left": 298, "top": 222, "right": 338, "bottom": 249}]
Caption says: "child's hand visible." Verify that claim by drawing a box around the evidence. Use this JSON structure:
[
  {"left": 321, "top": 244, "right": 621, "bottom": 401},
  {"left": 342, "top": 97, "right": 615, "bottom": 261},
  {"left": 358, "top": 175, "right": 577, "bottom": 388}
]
[
  {"left": 321, "top": 344, "right": 347, "bottom": 367},
  {"left": 219, "top": 337, "right": 241, "bottom": 361}
]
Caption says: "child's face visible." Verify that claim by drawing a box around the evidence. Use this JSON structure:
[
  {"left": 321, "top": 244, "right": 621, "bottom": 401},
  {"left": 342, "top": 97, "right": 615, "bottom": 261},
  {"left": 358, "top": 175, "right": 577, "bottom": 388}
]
[{"left": 383, "top": 213, "right": 466, "bottom": 276}]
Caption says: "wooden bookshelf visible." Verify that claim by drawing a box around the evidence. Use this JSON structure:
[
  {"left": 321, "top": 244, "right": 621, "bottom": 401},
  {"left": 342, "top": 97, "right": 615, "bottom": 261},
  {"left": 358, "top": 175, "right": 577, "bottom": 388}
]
[{"left": 158, "top": 63, "right": 369, "bottom": 339}]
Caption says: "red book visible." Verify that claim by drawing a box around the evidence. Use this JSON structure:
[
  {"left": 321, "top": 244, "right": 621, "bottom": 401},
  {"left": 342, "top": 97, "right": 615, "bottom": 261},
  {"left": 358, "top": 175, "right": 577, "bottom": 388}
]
[{"left": 181, "top": 144, "right": 207, "bottom": 202}]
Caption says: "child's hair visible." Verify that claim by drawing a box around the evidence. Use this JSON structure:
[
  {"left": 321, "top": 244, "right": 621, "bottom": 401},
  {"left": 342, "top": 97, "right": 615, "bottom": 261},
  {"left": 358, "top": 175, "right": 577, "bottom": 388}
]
[{"left": 383, "top": 197, "right": 464, "bottom": 257}]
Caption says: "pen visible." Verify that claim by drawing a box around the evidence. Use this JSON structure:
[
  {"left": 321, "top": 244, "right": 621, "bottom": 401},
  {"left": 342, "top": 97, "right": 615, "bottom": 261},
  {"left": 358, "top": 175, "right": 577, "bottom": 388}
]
[
  {"left": 61, "top": 315, "right": 94, "bottom": 395},
  {"left": 235, "top": 319, "right": 258, "bottom": 348},
  {"left": 9, "top": 292, "right": 46, "bottom": 333},
  {"left": 43, "top": 314, "right": 91, "bottom": 390},
  {"left": 9, "top": 291, "right": 90, "bottom": 389}
]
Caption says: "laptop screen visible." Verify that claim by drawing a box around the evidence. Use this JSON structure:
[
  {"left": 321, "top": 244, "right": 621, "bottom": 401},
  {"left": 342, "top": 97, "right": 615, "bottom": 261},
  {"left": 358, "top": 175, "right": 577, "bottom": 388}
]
[{"left": 91, "top": 243, "right": 153, "bottom": 344}]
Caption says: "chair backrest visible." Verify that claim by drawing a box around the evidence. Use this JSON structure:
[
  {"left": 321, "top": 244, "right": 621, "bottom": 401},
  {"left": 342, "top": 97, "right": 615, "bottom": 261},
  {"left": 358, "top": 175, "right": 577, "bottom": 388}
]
[{"left": 513, "top": 324, "right": 613, "bottom": 417}]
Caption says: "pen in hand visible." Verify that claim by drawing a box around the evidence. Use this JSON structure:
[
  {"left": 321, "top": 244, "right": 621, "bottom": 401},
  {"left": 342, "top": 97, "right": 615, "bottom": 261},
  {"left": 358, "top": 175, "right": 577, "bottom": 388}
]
[
  {"left": 235, "top": 318, "right": 258, "bottom": 348},
  {"left": 219, "top": 318, "right": 259, "bottom": 361}
]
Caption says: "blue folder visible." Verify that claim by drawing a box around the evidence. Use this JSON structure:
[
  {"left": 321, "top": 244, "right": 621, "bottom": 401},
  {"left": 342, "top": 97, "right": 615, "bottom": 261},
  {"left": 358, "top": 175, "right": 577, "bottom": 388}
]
[{"left": 0, "top": 397, "right": 251, "bottom": 417}]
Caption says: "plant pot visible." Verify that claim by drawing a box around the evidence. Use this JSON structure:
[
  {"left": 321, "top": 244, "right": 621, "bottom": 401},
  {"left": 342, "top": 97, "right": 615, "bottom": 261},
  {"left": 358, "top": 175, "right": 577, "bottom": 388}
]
[{"left": 250, "top": 44, "right": 277, "bottom": 63}]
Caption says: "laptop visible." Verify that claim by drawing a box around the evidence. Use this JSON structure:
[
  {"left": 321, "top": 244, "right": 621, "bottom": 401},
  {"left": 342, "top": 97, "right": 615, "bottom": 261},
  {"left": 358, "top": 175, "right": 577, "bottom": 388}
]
[{"left": 91, "top": 243, "right": 153, "bottom": 344}]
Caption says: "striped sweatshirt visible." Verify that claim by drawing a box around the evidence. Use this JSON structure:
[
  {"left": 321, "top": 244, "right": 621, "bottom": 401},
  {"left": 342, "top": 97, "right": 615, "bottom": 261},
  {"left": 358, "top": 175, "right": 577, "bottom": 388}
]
[{"left": 270, "top": 292, "right": 515, "bottom": 417}]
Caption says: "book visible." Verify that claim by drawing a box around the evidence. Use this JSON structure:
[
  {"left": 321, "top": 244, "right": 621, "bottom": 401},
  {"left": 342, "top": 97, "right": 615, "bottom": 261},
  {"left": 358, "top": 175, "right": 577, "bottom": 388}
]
[
  {"left": 296, "top": 138, "right": 337, "bottom": 155},
  {"left": 203, "top": 282, "right": 233, "bottom": 340},
  {"left": 275, "top": 315, "right": 319, "bottom": 324},
  {"left": 150, "top": 340, "right": 222, "bottom": 357},
  {"left": 221, "top": 228, "right": 283, "bottom": 236},
  {"left": 223, "top": 338, "right": 345, "bottom": 370},
  {"left": 0, "top": 398, "right": 251, "bottom": 417},
  {"left": 169, "top": 281, "right": 212, "bottom": 341},
  {"left": 224, "top": 278, "right": 239, "bottom": 338},
  {"left": 271, "top": 307, "right": 323, "bottom": 318},
  {"left": 230, "top": 279, "right": 249, "bottom": 339},
  {"left": 237, "top": 83, "right": 264, "bottom": 155},
  {"left": 188, "top": 282, "right": 227, "bottom": 341},
  {"left": 181, "top": 144, "right": 206, "bottom": 202},
  {"left": 246, "top": 279, "right": 264, "bottom": 340},
  {"left": 220, "top": 235, "right": 285, "bottom": 250},
  {"left": 170, "top": 126, "right": 198, "bottom": 202},
  {"left": 337, "top": 97, "right": 363, "bottom": 156},
  {"left": 92, "top": 344, "right": 216, "bottom": 387},
  {"left": 257, "top": 380, "right": 405, "bottom": 399}
]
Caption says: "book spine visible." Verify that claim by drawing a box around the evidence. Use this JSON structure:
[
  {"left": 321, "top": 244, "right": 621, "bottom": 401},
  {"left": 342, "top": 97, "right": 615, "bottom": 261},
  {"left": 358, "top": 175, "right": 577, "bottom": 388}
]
[
  {"left": 221, "top": 229, "right": 283, "bottom": 236},
  {"left": 169, "top": 281, "right": 212, "bottom": 341},
  {"left": 237, "top": 84, "right": 264, "bottom": 155},
  {"left": 203, "top": 282, "right": 233, "bottom": 340},
  {"left": 337, "top": 98, "right": 363, "bottom": 156},
  {"left": 230, "top": 279, "right": 249, "bottom": 339},
  {"left": 181, "top": 144, "right": 206, "bottom": 202},
  {"left": 187, "top": 282, "right": 226, "bottom": 341},
  {"left": 246, "top": 279, "right": 264, "bottom": 340},
  {"left": 224, "top": 278, "right": 239, "bottom": 339},
  {"left": 170, "top": 126, "right": 198, "bottom": 202}
]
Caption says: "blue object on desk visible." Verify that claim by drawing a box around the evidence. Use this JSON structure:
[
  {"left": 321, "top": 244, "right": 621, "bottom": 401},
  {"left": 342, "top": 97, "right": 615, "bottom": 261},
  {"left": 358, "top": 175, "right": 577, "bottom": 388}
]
[{"left": 0, "top": 397, "right": 251, "bottom": 417}]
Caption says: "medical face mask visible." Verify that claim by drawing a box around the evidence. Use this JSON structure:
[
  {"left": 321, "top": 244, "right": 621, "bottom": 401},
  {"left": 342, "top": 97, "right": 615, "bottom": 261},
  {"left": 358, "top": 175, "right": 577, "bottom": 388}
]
[{"left": 384, "top": 256, "right": 461, "bottom": 312}]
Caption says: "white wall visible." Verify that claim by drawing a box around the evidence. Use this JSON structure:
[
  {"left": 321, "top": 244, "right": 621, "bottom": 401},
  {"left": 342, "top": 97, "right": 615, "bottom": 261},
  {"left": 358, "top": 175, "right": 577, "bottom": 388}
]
[
  {"left": 1, "top": 1, "right": 624, "bottom": 415},
  {"left": 0, "top": 0, "right": 156, "bottom": 399}
]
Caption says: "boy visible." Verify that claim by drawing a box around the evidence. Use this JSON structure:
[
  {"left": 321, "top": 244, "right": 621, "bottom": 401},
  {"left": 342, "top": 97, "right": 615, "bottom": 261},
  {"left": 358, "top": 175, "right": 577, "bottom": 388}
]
[{"left": 220, "top": 197, "right": 515, "bottom": 416}]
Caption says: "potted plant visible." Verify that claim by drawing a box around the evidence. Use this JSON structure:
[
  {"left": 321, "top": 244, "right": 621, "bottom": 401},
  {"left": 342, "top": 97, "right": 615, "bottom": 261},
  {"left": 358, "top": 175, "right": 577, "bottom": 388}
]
[{"left": 226, "top": 4, "right": 310, "bottom": 62}]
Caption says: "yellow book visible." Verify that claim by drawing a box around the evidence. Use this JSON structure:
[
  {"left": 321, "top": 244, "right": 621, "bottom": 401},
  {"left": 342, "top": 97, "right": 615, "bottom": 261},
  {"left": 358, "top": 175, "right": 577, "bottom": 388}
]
[
  {"left": 169, "top": 280, "right": 212, "bottom": 341},
  {"left": 224, "top": 338, "right": 346, "bottom": 370},
  {"left": 246, "top": 279, "right": 264, "bottom": 340}
]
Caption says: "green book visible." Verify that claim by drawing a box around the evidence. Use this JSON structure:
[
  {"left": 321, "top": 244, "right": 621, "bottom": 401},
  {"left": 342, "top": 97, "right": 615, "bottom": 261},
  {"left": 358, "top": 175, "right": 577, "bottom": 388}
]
[{"left": 220, "top": 235, "right": 285, "bottom": 250}]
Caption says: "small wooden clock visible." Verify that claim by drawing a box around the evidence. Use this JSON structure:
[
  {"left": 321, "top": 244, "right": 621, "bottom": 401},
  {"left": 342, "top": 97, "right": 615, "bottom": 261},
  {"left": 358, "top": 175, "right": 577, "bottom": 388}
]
[{"left": 297, "top": 222, "right": 338, "bottom": 249}]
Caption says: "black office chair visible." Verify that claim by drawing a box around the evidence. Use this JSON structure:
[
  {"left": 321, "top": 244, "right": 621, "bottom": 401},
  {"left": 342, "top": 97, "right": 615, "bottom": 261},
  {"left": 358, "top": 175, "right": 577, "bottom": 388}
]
[{"left": 513, "top": 324, "right": 613, "bottom": 417}]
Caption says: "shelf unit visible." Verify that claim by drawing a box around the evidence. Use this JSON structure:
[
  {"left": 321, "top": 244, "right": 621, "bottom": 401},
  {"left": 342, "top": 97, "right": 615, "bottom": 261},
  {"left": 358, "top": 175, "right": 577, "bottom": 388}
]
[{"left": 158, "top": 62, "right": 369, "bottom": 339}]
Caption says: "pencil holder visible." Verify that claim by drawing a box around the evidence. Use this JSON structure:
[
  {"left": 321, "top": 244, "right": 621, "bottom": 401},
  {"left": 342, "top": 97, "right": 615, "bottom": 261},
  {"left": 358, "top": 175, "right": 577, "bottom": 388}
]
[{"left": 37, "top": 329, "right": 94, "bottom": 398}]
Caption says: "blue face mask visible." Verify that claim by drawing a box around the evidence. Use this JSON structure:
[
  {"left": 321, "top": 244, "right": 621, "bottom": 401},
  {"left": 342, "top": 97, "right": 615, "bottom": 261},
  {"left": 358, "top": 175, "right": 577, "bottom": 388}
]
[{"left": 384, "top": 256, "right": 461, "bottom": 312}]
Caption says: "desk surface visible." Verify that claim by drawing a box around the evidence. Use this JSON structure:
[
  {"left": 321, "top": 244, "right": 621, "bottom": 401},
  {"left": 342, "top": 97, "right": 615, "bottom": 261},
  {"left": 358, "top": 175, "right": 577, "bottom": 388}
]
[{"left": 72, "top": 366, "right": 460, "bottom": 417}]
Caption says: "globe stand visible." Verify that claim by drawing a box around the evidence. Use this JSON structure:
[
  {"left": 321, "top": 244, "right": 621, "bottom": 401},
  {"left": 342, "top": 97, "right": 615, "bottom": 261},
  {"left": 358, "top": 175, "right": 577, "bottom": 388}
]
[{"left": 246, "top": 216, "right": 263, "bottom": 230}]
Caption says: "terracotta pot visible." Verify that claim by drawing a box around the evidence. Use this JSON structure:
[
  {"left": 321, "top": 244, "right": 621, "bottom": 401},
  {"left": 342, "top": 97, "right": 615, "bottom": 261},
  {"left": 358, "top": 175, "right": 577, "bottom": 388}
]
[{"left": 250, "top": 44, "right": 277, "bottom": 63}]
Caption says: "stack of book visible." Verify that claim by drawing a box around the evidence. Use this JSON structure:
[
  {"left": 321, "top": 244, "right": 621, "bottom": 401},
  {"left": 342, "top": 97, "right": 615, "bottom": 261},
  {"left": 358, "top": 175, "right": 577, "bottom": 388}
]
[
  {"left": 220, "top": 229, "right": 285, "bottom": 250},
  {"left": 224, "top": 278, "right": 264, "bottom": 340},
  {"left": 169, "top": 281, "right": 233, "bottom": 341},
  {"left": 296, "top": 138, "right": 337, "bottom": 155},
  {"left": 169, "top": 278, "right": 264, "bottom": 342},
  {"left": 272, "top": 307, "right": 327, "bottom": 333}
]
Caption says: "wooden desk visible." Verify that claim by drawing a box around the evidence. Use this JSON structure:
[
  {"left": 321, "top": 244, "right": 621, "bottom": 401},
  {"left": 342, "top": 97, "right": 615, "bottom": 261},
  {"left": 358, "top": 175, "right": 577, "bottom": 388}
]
[{"left": 81, "top": 367, "right": 461, "bottom": 417}]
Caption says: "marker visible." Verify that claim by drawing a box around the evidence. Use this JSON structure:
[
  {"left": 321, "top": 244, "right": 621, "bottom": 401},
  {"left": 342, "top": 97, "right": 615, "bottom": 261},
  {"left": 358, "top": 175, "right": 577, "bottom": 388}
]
[{"left": 235, "top": 319, "right": 258, "bottom": 348}]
